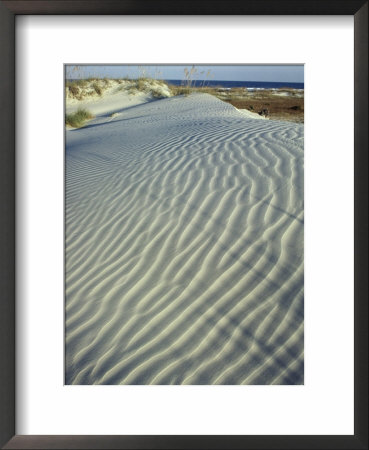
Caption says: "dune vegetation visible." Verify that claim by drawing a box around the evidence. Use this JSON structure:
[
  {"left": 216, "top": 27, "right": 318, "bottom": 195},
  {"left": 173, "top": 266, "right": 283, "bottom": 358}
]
[
  {"left": 66, "top": 73, "right": 303, "bottom": 123},
  {"left": 65, "top": 108, "right": 94, "bottom": 128},
  {"left": 66, "top": 77, "right": 173, "bottom": 102}
]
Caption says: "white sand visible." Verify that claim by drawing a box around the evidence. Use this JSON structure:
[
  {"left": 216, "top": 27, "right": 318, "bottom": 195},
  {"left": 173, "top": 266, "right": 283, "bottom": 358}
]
[
  {"left": 66, "top": 89, "right": 150, "bottom": 116},
  {"left": 66, "top": 78, "right": 172, "bottom": 116},
  {"left": 65, "top": 92, "right": 304, "bottom": 385},
  {"left": 238, "top": 108, "right": 268, "bottom": 120}
]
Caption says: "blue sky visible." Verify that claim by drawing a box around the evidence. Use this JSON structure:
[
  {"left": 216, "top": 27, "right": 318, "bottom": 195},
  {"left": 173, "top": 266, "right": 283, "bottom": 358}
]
[{"left": 66, "top": 65, "right": 304, "bottom": 83}]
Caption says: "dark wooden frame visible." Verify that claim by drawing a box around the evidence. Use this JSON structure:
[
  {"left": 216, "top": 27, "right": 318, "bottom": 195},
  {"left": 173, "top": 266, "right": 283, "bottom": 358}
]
[{"left": 0, "top": 1, "right": 367, "bottom": 449}]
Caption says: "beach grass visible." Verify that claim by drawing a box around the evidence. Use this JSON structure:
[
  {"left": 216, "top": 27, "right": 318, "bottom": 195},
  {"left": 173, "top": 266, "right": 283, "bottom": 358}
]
[
  {"left": 65, "top": 108, "right": 94, "bottom": 128},
  {"left": 168, "top": 85, "right": 192, "bottom": 96}
]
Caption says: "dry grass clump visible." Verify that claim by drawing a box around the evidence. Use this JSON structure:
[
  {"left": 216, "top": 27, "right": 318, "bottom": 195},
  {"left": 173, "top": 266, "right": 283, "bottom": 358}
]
[
  {"left": 151, "top": 88, "right": 167, "bottom": 98},
  {"left": 68, "top": 84, "right": 80, "bottom": 97},
  {"left": 169, "top": 85, "right": 192, "bottom": 96},
  {"left": 92, "top": 82, "right": 102, "bottom": 96},
  {"left": 65, "top": 108, "right": 94, "bottom": 128},
  {"left": 168, "top": 84, "right": 230, "bottom": 98},
  {"left": 136, "top": 78, "right": 149, "bottom": 90},
  {"left": 66, "top": 82, "right": 83, "bottom": 100},
  {"left": 66, "top": 78, "right": 111, "bottom": 100}
]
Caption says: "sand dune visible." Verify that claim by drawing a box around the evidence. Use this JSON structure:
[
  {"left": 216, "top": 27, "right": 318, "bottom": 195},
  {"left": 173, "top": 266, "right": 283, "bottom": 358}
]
[{"left": 65, "top": 93, "right": 304, "bottom": 385}]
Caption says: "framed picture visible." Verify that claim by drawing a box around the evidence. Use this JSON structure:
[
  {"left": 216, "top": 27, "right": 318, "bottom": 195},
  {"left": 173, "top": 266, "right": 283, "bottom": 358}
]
[{"left": 0, "top": 1, "right": 367, "bottom": 449}]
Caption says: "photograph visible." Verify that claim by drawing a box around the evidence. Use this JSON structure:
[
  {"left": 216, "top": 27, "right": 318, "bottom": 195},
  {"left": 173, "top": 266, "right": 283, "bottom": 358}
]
[
  {"left": 65, "top": 64, "right": 304, "bottom": 385},
  {"left": 1, "top": 0, "right": 366, "bottom": 446}
]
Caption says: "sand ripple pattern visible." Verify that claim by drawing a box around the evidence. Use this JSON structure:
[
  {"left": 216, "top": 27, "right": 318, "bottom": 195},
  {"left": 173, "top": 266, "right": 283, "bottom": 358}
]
[{"left": 65, "top": 94, "right": 304, "bottom": 384}]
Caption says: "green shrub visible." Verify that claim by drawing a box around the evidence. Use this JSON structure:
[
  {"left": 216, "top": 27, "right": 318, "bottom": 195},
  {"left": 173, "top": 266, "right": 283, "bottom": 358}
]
[{"left": 65, "top": 109, "right": 94, "bottom": 128}]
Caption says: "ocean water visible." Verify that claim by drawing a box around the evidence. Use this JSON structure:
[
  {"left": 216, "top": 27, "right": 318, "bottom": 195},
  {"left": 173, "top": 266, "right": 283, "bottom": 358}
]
[{"left": 166, "top": 79, "right": 304, "bottom": 89}]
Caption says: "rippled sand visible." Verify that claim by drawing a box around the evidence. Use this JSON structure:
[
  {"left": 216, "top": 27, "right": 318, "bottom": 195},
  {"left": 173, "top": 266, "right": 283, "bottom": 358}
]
[{"left": 65, "top": 94, "right": 304, "bottom": 384}]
